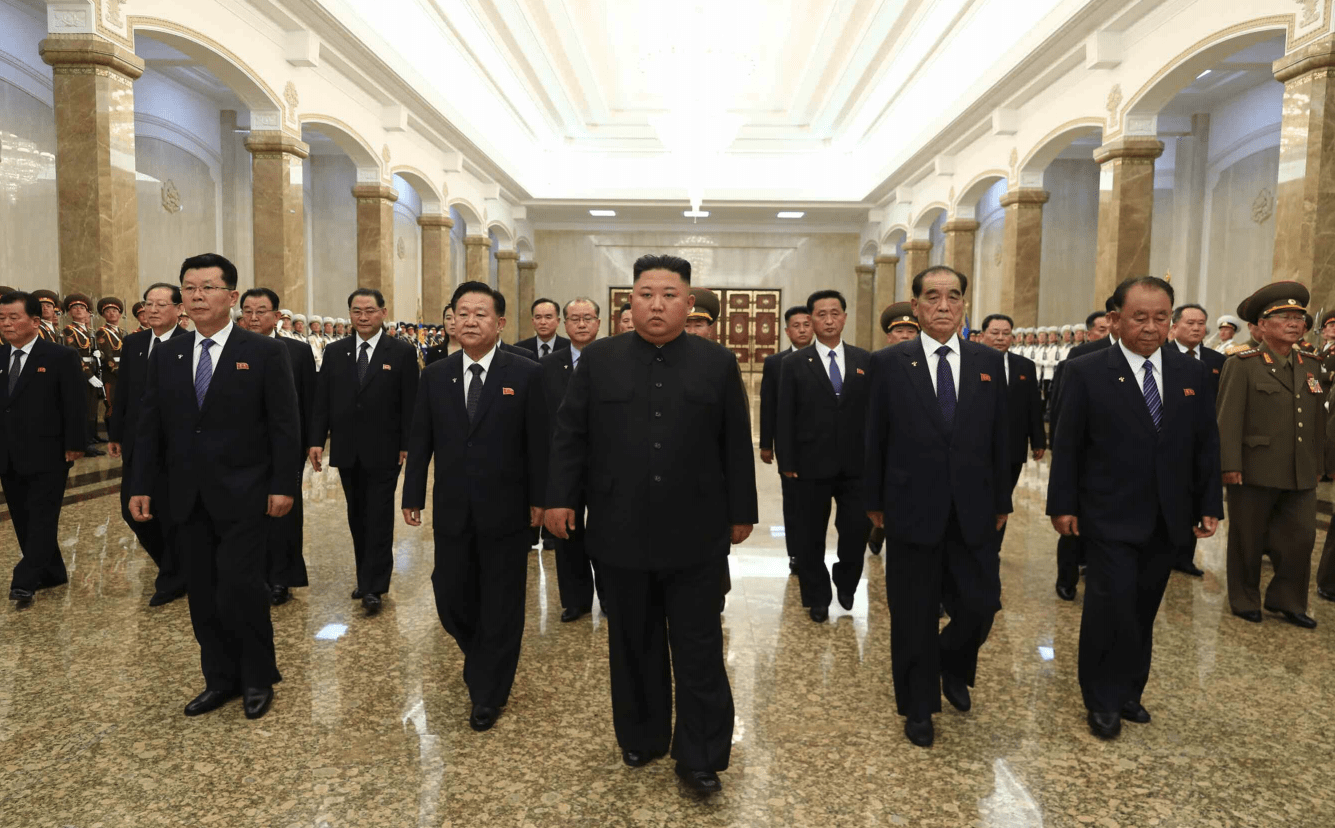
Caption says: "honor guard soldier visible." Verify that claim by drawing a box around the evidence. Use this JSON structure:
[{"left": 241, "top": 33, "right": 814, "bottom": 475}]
[
  {"left": 1217, "top": 282, "right": 1335, "bottom": 629},
  {"left": 132, "top": 301, "right": 149, "bottom": 333},
  {"left": 95, "top": 297, "right": 125, "bottom": 434},
  {"left": 277, "top": 308, "right": 293, "bottom": 337},
  {"left": 33, "top": 290, "right": 61, "bottom": 343},
  {"left": 291, "top": 313, "right": 308, "bottom": 340},
  {"left": 881, "top": 302, "right": 920, "bottom": 346},
  {"left": 61, "top": 293, "right": 105, "bottom": 454}
]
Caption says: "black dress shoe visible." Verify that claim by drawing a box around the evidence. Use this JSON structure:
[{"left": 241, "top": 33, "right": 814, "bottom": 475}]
[
  {"left": 904, "top": 716, "right": 934, "bottom": 747},
  {"left": 868, "top": 526, "right": 885, "bottom": 555},
  {"left": 1318, "top": 588, "right": 1335, "bottom": 603},
  {"left": 788, "top": 557, "right": 798, "bottom": 575},
  {"left": 942, "top": 674, "right": 971, "bottom": 712},
  {"left": 560, "top": 606, "right": 588, "bottom": 623},
  {"left": 243, "top": 687, "right": 274, "bottom": 720},
  {"left": 9, "top": 588, "right": 33, "bottom": 608},
  {"left": 1120, "top": 701, "right": 1151, "bottom": 724},
  {"left": 674, "top": 763, "right": 722, "bottom": 794},
  {"left": 469, "top": 704, "right": 499, "bottom": 732},
  {"left": 836, "top": 589, "right": 854, "bottom": 612},
  {"left": 1265, "top": 605, "right": 1318, "bottom": 629},
  {"left": 362, "top": 593, "right": 382, "bottom": 614},
  {"left": 350, "top": 588, "right": 364, "bottom": 600},
  {"left": 719, "top": 597, "right": 726, "bottom": 614},
  {"left": 1233, "top": 609, "right": 1262, "bottom": 623},
  {"left": 621, "top": 748, "right": 666, "bottom": 768},
  {"left": 184, "top": 689, "right": 237, "bottom": 717},
  {"left": 1088, "top": 710, "right": 1122, "bottom": 740},
  {"left": 270, "top": 585, "right": 291, "bottom": 606},
  {"left": 148, "top": 587, "right": 186, "bottom": 607},
  {"left": 1173, "top": 563, "right": 1205, "bottom": 577},
  {"left": 1055, "top": 582, "right": 1077, "bottom": 601},
  {"left": 809, "top": 605, "right": 829, "bottom": 623}
]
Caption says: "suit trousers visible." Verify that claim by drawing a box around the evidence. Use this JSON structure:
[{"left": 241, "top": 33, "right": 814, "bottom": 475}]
[
  {"left": 338, "top": 462, "right": 401, "bottom": 595},
  {"left": 1173, "top": 536, "right": 1199, "bottom": 570},
  {"left": 1225, "top": 484, "right": 1315, "bottom": 614},
  {"left": 431, "top": 519, "right": 529, "bottom": 708},
  {"left": 1056, "top": 534, "right": 1084, "bottom": 590},
  {"left": 3, "top": 467, "right": 70, "bottom": 592},
  {"left": 119, "top": 476, "right": 185, "bottom": 596},
  {"left": 266, "top": 480, "right": 309, "bottom": 589},
  {"left": 1078, "top": 516, "right": 1174, "bottom": 713},
  {"left": 601, "top": 556, "right": 734, "bottom": 771},
  {"left": 553, "top": 506, "right": 601, "bottom": 611},
  {"left": 178, "top": 497, "right": 281, "bottom": 692},
  {"left": 1316, "top": 525, "right": 1335, "bottom": 594},
  {"left": 998, "top": 463, "right": 1024, "bottom": 548},
  {"left": 885, "top": 511, "right": 1000, "bottom": 718},
  {"left": 780, "top": 474, "right": 802, "bottom": 561},
  {"left": 791, "top": 475, "right": 869, "bottom": 608}
]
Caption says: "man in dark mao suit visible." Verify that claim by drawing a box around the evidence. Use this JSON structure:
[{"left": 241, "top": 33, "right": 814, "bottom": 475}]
[
  {"left": 979, "top": 313, "right": 1046, "bottom": 552},
  {"left": 864, "top": 266, "right": 1011, "bottom": 749},
  {"left": 758, "top": 306, "right": 813, "bottom": 574},
  {"left": 546, "top": 255, "right": 757, "bottom": 795}
]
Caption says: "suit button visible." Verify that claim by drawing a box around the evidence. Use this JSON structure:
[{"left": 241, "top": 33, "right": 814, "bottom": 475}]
[
  {"left": 654, "top": 475, "right": 661, "bottom": 482},
  {"left": 195, "top": 427, "right": 202, "bottom": 434},
  {"left": 654, "top": 411, "right": 662, "bottom": 418},
  {"left": 656, "top": 356, "right": 663, "bottom": 362},
  {"left": 654, "top": 442, "right": 661, "bottom": 449},
  {"left": 655, "top": 382, "right": 662, "bottom": 388},
  {"left": 467, "top": 441, "right": 473, "bottom": 447}
]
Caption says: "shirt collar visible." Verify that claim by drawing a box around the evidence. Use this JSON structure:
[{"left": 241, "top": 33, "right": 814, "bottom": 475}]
[
  {"left": 1118, "top": 339, "right": 1162, "bottom": 373},
  {"left": 920, "top": 330, "right": 961, "bottom": 356},
  {"left": 570, "top": 343, "right": 582, "bottom": 363},
  {"left": 12, "top": 335, "right": 38, "bottom": 356},
  {"left": 196, "top": 321, "right": 234, "bottom": 349},
  {"left": 356, "top": 328, "right": 383, "bottom": 351},
  {"left": 632, "top": 330, "right": 688, "bottom": 363},
  {"left": 815, "top": 339, "right": 846, "bottom": 359},
  {"left": 464, "top": 345, "right": 497, "bottom": 375},
  {"left": 1175, "top": 341, "right": 1200, "bottom": 355},
  {"left": 537, "top": 334, "right": 557, "bottom": 347}
]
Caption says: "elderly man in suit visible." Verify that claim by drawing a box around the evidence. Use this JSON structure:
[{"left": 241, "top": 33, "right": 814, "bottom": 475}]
[
  {"left": 0, "top": 291, "right": 86, "bottom": 608},
  {"left": 759, "top": 305, "right": 813, "bottom": 573},
  {"left": 1048, "top": 276, "right": 1222, "bottom": 739},
  {"left": 129, "top": 253, "right": 300, "bottom": 720},
  {"left": 516, "top": 297, "right": 570, "bottom": 360},
  {"left": 978, "top": 313, "right": 1046, "bottom": 516},
  {"left": 546, "top": 255, "right": 757, "bottom": 795},
  {"left": 109, "top": 283, "right": 191, "bottom": 606},
  {"left": 864, "top": 265, "right": 1010, "bottom": 749}
]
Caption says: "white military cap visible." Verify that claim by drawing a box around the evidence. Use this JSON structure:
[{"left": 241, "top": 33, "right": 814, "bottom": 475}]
[
  {"left": 1216, "top": 314, "right": 1242, "bottom": 331},
  {"left": 279, "top": 308, "right": 292, "bottom": 319},
  {"left": 1060, "top": 324, "right": 1072, "bottom": 333},
  {"left": 338, "top": 317, "right": 348, "bottom": 325},
  {"left": 310, "top": 315, "right": 323, "bottom": 324},
  {"left": 293, "top": 313, "right": 307, "bottom": 323}
]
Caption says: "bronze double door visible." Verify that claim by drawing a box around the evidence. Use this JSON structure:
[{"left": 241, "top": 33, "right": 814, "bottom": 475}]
[{"left": 608, "top": 288, "right": 782, "bottom": 373}]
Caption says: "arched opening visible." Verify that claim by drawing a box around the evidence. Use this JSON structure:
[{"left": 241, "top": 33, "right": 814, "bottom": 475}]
[
  {"left": 956, "top": 175, "right": 1009, "bottom": 319},
  {"left": 301, "top": 118, "right": 380, "bottom": 317}
]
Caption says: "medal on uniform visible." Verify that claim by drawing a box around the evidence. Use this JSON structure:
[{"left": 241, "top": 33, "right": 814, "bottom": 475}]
[{"left": 1308, "top": 374, "right": 1322, "bottom": 394}]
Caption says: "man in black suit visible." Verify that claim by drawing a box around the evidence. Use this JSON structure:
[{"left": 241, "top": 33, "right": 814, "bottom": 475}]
[
  {"left": 404, "top": 281, "right": 547, "bottom": 732},
  {"left": 238, "top": 287, "right": 316, "bottom": 606},
  {"left": 515, "top": 297, "right": 570, "bottom": 360},
  {"left": 1047, "top": 276, "right": 1222, "bottom": 740},
  {"left": 539, "top": 296, "right": 604, "bottom": 621},
  {"left": 427, "top": 301, "right": 537, "bottom": 367},
  {"left": 978, "top": 313, "right": 1046, "bottom": 498},
  {"left": 546, "top": 255, "right": 757, "bottom": 795},
  {"left": 309, "top": 288, "right": 419, "bottom": 615},
  {"left": 129, "top": 253, "right": 300, "bottom": 721},
  {"left": 864, "top": 265, "right": 1011, "bottom": 749},
  {"left": 0, "top": 291, "right": 86, "bottom": 608},
  {"left": 109, "top": 283, "right": 190, "bottom": 606},
  {"left": 777, "top": 290, "right": 872, "bottom": 622},
  {"left": 759, "top": 306, "right": 813, "bottom": 574}
]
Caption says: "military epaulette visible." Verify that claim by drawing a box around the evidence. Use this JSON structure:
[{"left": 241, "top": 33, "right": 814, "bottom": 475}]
[{"left": 1234, "top": 348, "right": 1262, "bottom": 359}]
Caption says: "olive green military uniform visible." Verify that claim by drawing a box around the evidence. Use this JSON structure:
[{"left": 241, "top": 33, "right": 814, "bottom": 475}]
[
  {"left": 61, "top": 293, "right": 103, "bottom": 444},
  {"left": 686, "top": 287, "right": 732, "bottom": 605},
  {"left": 95, "top": 297, "right": 124, "bottom": 430}
]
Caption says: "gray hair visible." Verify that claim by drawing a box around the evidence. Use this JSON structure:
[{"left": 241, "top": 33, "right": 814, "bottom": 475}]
[{"left": 563, "top": 296, "right": 600, "bottom": 317}]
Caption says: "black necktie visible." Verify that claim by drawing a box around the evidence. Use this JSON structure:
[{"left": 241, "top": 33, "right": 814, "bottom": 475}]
[
  {"left": 467, "top": 363, "right": 484, "bottom": 421},
  {"left": 541, "top": 343, "right": 550, "bottom": 358},
  {"left": 9, "top": 350, "right": 22, "bottom": 395},
  {"left": 936, "top": 345, "right": 956, "bottom": 427},
  {"left": 357, "top": 342, "right": 370, "bottom": 384}
]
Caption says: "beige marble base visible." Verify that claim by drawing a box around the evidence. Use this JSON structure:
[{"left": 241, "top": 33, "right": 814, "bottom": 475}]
[
  {"left": 873, "top": 254, "right": 898, "bottom": 341},
  {"left": 943, "top": 219, "right": 980, "bottom": 318},
  {"left": 352, "top": 184, "right": 398, "bottom": 313},
  {"left": 496, "top": 249, "right": 519, "bottom": 343},
  {"left": 854, "top": 264, "right": 875, "bottom": 350},
  {"left": 246, "top": 133, "right": 308, "bottom": 309},
  {"left": 902, "top": 240, "right": 932, "bottom": 294},
  {"left": 464, "top": 234, "right": 491, "bottom": 287},
  {"left": 418, "top": 214, "right": 454, "bottom": 325},
  {"left": 1093, "top": 137, "right": 1163, "bottom": 306},
  {"left": 518, "top": 260, "right": 538, "bottom": 341},
  {"left": 1000, "top": 189, "right": 1049, "bottom": 326}
]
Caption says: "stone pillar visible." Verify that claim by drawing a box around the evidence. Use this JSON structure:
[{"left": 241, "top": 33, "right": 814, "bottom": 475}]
[
  {"left": 352, "top": 183, "right": 398, "bottom": 311},
  {"left": 495, "top": 250, "right": 520, "bottom": 343},
  {"left": 39, "top": 37, "right": 145, "bottom": 306},
  {"left": 902, "top": 240, "right": 933, "bottom": 284},
  {"left": 999, "top": 189, "right": 1049, "bottom": 326},
  {"left": 517, "top": 260, "right": 538, "bottom": 341},
  {"left": 1093, "top": 137, "right": 1164, "bottom": 304},
  {"left": 873, "top": 254, "right": 898, "bottom": 340},
  {"left": 245, "top": 132, "right": 309, "bottom": 307},
  {"left": 464, "top": 235, "right": 491, "bottom": 284},
  {"left": 855, "top": 264, "right": 875, "bottom": 350},
  {"left": 418, "top": 214, "right": 454, "bottom": 325},
  {"left": 1273, "top": 35, "right": 1335, "bottom": 304},
  {"left": 943, "top": 218, "right": 980, "bottom": 314}
]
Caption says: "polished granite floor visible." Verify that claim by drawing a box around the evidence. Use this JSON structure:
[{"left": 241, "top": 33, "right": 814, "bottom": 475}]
[{"left": 4, "top": 447, "right": 1335, "bottom": 828}]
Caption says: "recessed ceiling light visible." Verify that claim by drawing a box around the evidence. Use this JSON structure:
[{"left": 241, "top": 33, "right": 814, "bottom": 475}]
[
  {"left": 777, "top": 211, "right": 805, "bottom": 219},
  {"left": 684, "top": 210, "right": 710, "bottom": 218},
  {"left": 589, "top": 209, "right": 616, "bottom": 217},
  {"left": 1196, "top": 69, "right": 1212, "bottom": 80}
]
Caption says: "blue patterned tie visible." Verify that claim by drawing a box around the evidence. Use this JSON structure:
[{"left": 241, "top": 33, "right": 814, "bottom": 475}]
[
  {"left": 936, "top": 345, "right": 956, "bottom": 426},
  {"left": 1142, "top": 359, "right": 1162, "bottom": 430},
  {"left": 828, "top": 349, "right": 843, "bottom": 396},
  {"left": 195, "top": 338, "right": 214, "bottom": 408}
]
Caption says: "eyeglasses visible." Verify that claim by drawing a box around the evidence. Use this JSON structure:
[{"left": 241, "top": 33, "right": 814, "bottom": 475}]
[
  {"left": 565, "top": 316, "right": 598, "bottom": 325},
  {"left": 142, "top": 301, "right": 177, "bottom": 310},
  {"left": 180, "top": 285, "right": 230, "bottom": 297}
]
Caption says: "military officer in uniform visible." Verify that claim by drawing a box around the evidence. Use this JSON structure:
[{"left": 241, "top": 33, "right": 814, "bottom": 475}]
[
  {"left": 683, "top": 287, "right": 733, "bottom": 610},
  {"left": 1217, "top": 282, "right": 1335, "bottom": 629},
  {"left": 61, "top": 293, "right": 105, "bottom": 455},
  {"left": 33, "top": 290, "right": 61, "bottom": 343},
  {"left": 132, "top": 301, "right": 149, "bottom": 333},
  {"left": 95, "top": 297, "right": 125, "bottom": 436},
  {"left": 880, "top": 302, "right": 920, "bottom": 346}
]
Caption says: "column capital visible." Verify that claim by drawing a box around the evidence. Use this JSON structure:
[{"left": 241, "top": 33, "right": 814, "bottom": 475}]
[
  {"left": 517, "top": 259, "right": 539, "bottom": 271},
  {"left": 1275, "top": 32, "right": 1335, "bottom": 84},
  {"left": 351, "top": 183, "right": 398, "bottom": 203},
  {"left": 855, "top": 264, "right": 876, "bottom": 275},
  {"left": 39, "top": 36, "right": 144, "bottom": 80},
  {"left": 1093, "top": 137, "right": 1164, "bottom": 165},
  {"left": 463, "top": 234, "right": 492, "bottom": 248},
  {"left": 873, "top": 254, "right": 900, "bottom": 265},
  {"left": 901, "top": 240, "right": 933, "bottom": 253},
  {"left": 244, "top": 131, "right": 309, "bottom": 159},
  {"left": 999, "top": 188, "right": 1051, "bottom": 208},
  {"left": 417, "top": 213, "right": 455, "bottom": 229},
  {"left": 943, "top": 219, "right": 980, "bottom": 234},
  {"left": 495, "top": 249, "right": 520, "bottom": 261}
]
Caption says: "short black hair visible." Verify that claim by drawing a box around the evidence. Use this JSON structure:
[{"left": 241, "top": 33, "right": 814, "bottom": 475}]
[
  {"left": 0, "top": 291, "right": 41, "bottom": 318},
  {"left": 531, "top": 297, "right": 560, "bottom": 315},
  {"left": 783, "top": 305, "right": 811, "bottom": 323},
  {"left": 633, "top": 254, "right": 691, "bottom": 284},
  {"left": 619, "top": 302, "right": 632, "bottom": 314},
  {"left": 451, "top": 280, "right": 506, "bottom": 316},
  {"left": 1172, "top": 303, "right": 1207, "bottom": 324},
  {"left": 1110, "top": 276, "right": 1174, "bottom": 312},
  {"left": 240, "top": 287, "right": 280, "bottom": 311},
  {"left": 1085, "top": 310, "right": 1106, "bottom": 328},
  {"left": 980, "top": 313, "right": 1014, "bottom": 333},
  {"left": 806, "top": 290, "right": 847, "bottom": 312},
  {"left": 144, "top": 282, "right": 183, "bottom": 305},
  {"left": 179, "top": 253, "right": 238, "bottom": 289},
  {"left": 348, "top": 288, "right": 385, "bottom": 309},
  {"left": 911, "top": 266, "right": 968, "bottom": 298},
  {"left": 1103, "top": 295, "right": 1117, "bottom": 313}
]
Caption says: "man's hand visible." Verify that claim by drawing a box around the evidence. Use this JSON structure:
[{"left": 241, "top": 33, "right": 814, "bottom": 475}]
[
  {"left": 403, "top": 508, "right": 422, "bottom": 527},
  {"left": 867, "top": 510, "right": 885, "bottom": 529},
  {"left": 107, "top": 442, "right": 121, "bottom": 459},
  {"left": 530, "top": 506, "right": 545, "bottom": 528},
  {"left": 760, "top": 448, "right": 773, "bottom": 465},
  {"left": 129, "top": 495, "right": 152, "bottom": 522},
  {"left": 996, "top": 514, "right": 1009, "bottom": 531},
  {"left": 308, "top": 447, "right": 323, "bottom": 472},
  {"left": 266, "top": 495, "right": 294, "bottom": 518},
  {"left": 398, "top": 450, "right": 407, "bottom": 466},
  {"left": 1194, "top": 515, "right": 1219, "bottom": 539},
  {"left": 1051, "top": 515, "right": 1079, "bottom": 536},
  {"left": 1033, "top": 449, "right": 1046, "bottom": 461},
  {"left": 1222, "top": 471, "right": 1242, "bottom": 486},
  {"left": 730, "top": 524, "right": 753, "bottom": 544},
  {"left": 64, "top": 450, "right": 84, "bottom": 463},
  {"left": 781, "top": 471, "right": 797, "bottom": 479},
  {"left": 545, "top": 508, "right": 576, "bottom": 539}
]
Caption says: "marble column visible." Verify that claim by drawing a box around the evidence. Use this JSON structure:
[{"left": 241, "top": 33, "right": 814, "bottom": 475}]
[
  {"left": 496, "top": 250, "right": 519, "bottom": 344},
  {"left": 855, "top": 264, "right": 875, "bottom": 350},
  {"left": 418, "top": 214, "right": 454, "bottom": 324},
  {"left": 1273, "top": 34, "right": 1335, "bottom": 306},
  {"left": 464, "top": 235, "right": 491, "bottom": 285},
  {"left": 245, "top": 132, "right": 309, "bottom": 308},
  {"left": 517, "top": 260, "right": 538, "bottom": 341},
  {"left": 39, "top": 37, "right": 145, "bottom": 306},
  {"left": 943, "top": 219, "right": 980, "bottom": 314},
  {"left": 902, "top": 240, "right": 932, "bottom": 284},
  {"left": 873, "top": 254, "right": 898, "bottom": 340},
  {"left": 352, "top": 183, "right": 398, "bottom": 312},
  {"left": 999, "top": 188, "right": 1049, "bottom": 327},
  {"left": 1093, "top": 136, "right": 1164, "bottom": 305}
]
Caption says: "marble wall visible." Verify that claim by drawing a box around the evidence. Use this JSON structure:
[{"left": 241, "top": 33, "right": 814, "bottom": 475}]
[
  {"left": 1039, "top": 159, "right": 1100, "bottom": 323},
  {"left": 1203, "top": 147, "right": 1280, "bottom": 320},
  {"left": 0, "top": 78, "right": 58, "bottom": 292},
  {"left": 135, "top": 136, "right": 218, "bottom": 296},
  {"left": 971, "top": 180, "right": 1007, "bottom": 321},
  {"left": 391, "top": 181, "right": 422, "bottom": 323},
  {"left": 306, "top": 155, "right": 359, "bottom": 318}
]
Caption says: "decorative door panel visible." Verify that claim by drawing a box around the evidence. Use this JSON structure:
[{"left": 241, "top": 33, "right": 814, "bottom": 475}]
[{"left": 607, "top": 287, "right": 782, "bottom": 373}]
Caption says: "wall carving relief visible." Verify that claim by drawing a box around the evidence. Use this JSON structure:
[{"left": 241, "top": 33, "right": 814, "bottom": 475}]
[
  {"left": 396, "top": 237, "right": 406, "bottom": 259},
  {"left": 1106, "top": 84, "right": 1123, "bottom": 129},
  {"left": 107, "top": 0, "right": 124, "bottom": 26},
  {"left": 1299, "top": 0, "right": 1321, "bottom": 26},
  {"left": 52, "top": 10, "right": 89, "bottom": 29},
  {"left": 161, "top": 180, "right": 182, "bottom": 214},
  {"left": 382, "top": 144, "right": 392, "bottom": 166},
  {"left": 284, "top": 81, "right": 299, "bottom": 111},
  {"left": 1252, "top": 188, "right": 1274, "bottom": 224}
]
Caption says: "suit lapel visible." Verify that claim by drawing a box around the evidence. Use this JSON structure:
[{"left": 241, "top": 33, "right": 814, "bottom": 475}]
[
  {"left": 1107, "top": 345, "right": 1157, "bottom": 436},
  {"left": 5, "top": 341, "right": 36, "bottom": 402},
  {"left": 903, "top": 338, "right": 946, "bottom": 435},
  {"left": 469, "top": 352, "right": 507, "bottom": 434},
  {"left": 804, "top": 345, "right": 837, "bottom": 401},
  {"left": 956, "top": 343, "right": 978, "bottom": 413},
  {"left": 839, "top": 347, "right": 867, "bottom": 406},
  {"left": 447, "top": 354, "right": 467, "bottom": 422},
  {"left": 1159, "top": 351, "right": 1184, "bottom": 435}
]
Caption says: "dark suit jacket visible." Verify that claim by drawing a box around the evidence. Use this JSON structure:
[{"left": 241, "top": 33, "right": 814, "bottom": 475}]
[
  {"left": 776, "top": 343, "right": 871, "bottom": 479},
  {"left": 547, "top": 331, "right": 758, "bottom": 570},
  {"left": 1046, "top": 344, "right": 1223, "bottom": 546},
  {"left": 426, "top": 341, "right": 535, "bottom": 367},
  {"left": 1166, "top": 342, "right": 1225, "bottom": 396},
  {"left": 515, "top": 334, "right": 570, "bottom": 360},
  {"left": 402, "top": 349, "right": 548, "bottom": 537},
  {"left": 310, "top": 333, "right": 419, "bottom": 468},
  {"left": 1049, "top": 335, "right": 1114, "bottom": 441},
  {"left": 109, "top": 326, "right": 191, "bottom": 459},
  {"left": 539, "top": 347, "right": 579, "bottom": 425},
  {"left": 1004, "top": 351, "right": 1046, "bottom": 464},
  {"left": 276, "top": 334, "right": 316, "bottom": 453},
  {"left": 863, "top": 337, "right": 1012, "bottom": 549},
  {"left": 129, "top": 327, "right": 301, "bottom": 524},
  {"left": 758, "top": 347, "right": 796, "bottom": 452},
  {"left": 0, "top": 338, "right": 86, "bottom": 474}
]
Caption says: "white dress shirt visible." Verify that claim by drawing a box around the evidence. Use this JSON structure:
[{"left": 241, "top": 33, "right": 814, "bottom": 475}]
[
  {"left": 192, "top": 321, "right": 234, "bottom": 376},
  {"left": 535, "top": 334, "right": 558, "bottom": 358},
  {"left": 7, "top": 335, "right": 38, "bottom": 381},
  {"left": 354, "top": 327, "right": 383, "bottom": 361},
  {"left": 921, "top": 331, "right": 962, "bottom": 397},
  {"left": 570, "top": 344, "right": 582, "bottom": 369},
  {"left": 1119, "top": 339, "right": 1162, "bottom": 403},
  {"left": 815, "top": 339, "right": 846, "bottom": 389},
  {"left": 463, "top": 346, "right": 497, "bottom": 399}
]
